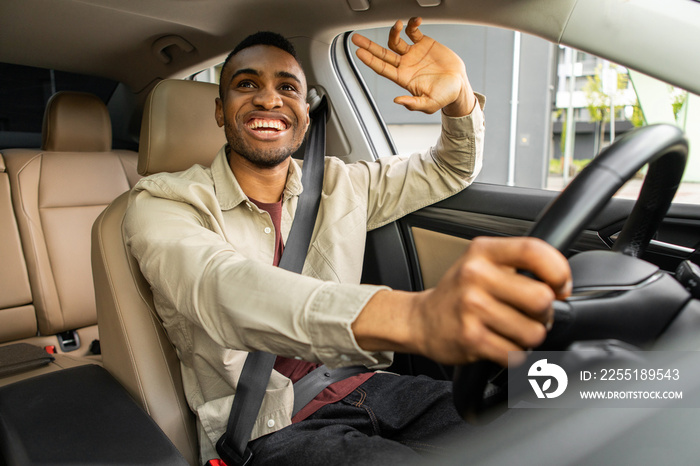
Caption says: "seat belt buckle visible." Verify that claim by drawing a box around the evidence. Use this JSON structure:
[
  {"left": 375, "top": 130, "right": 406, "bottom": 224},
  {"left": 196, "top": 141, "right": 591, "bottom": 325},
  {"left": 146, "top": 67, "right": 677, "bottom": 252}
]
[{"left": 216, "top": 435, "right": 253, "bottom": 466}]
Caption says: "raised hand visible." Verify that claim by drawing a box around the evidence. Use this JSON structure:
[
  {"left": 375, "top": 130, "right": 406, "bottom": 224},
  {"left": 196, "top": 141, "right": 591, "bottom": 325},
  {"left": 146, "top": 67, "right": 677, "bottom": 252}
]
[{"left": 352, "top": 17, "right": 476, "bottom": 117}]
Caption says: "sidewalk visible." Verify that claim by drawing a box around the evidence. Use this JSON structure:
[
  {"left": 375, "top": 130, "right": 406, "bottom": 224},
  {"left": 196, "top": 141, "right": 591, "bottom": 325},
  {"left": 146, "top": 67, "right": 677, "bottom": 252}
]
[{"left": 546, "top": 175, "right": 700, "bottom": 205}]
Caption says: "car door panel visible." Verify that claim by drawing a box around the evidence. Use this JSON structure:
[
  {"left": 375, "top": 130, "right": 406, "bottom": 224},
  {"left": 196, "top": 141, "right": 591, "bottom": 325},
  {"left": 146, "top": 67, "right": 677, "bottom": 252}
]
[{"left": 363, "top": 182, "right": 700, "bottom": 295}]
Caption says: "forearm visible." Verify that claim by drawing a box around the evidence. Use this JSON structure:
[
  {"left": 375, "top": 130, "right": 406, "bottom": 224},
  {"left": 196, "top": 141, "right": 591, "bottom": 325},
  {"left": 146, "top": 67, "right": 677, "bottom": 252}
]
[{"left": 359, "top": 97, "right": 485, "bottom": 230}]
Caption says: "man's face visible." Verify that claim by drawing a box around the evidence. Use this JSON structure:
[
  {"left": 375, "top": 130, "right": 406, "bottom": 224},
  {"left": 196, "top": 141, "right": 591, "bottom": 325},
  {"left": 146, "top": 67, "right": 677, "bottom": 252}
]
[{"left": 216, "top": 45, "right": 310, "bottom": 168}]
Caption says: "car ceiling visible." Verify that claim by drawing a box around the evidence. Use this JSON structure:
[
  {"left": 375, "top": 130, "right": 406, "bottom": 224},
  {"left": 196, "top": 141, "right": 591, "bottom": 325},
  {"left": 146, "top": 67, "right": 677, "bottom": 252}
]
[
  {"left": 0, "top": 0, "right": 578, "bottom": 93},
  {"left": 0, "top": 0, "right": 698, "bottom": 96}
]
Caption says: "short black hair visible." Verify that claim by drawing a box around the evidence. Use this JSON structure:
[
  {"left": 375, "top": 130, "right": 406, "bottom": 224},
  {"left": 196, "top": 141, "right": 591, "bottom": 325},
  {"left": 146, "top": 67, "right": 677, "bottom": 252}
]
[
  {"left": 219, "top": 31, "right": 300, "bottom": 98},
  {"left": 231, "top": 31, "right": 298, "bottom": 61}
]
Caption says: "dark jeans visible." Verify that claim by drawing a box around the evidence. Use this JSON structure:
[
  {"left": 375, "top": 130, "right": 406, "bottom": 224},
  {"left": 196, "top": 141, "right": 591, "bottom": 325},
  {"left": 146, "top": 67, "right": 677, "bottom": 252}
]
[{"left": 248, "top": 373, "right": 475, "bottom": 466}]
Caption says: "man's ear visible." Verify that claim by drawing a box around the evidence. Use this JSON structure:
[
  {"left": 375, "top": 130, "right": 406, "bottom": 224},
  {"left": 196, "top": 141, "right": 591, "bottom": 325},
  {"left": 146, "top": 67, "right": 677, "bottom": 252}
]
[
  {"left": 305, "top": 103, "right": 310, "bottom": 129},
  {"left": 215, "top": 97, "right": 224, "bottom": 128}
]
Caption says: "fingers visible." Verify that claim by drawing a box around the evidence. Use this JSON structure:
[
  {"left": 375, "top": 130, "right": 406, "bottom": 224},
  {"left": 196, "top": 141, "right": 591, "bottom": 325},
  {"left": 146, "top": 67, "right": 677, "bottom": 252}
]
[
  {"left": 484, "top": 268, "right": 557, "bottom": 325},
  {"left": 449, "top": 236, "right": 571, "bottom": 362},
  {"left": 354, "top": 48, "right": 397, "bottom": 82},
  {"left": 353, "top": 17, "right": 425, "bottom": 63},
  {"left": 468, "top": 327, "right": 527, "bottom": 368},
  {"left": 463, "top": 286, "right": 549, "bottom": 350},
  {"left": 405, "top": 17, "right": 424, "bottom": 43},
  {"left": 387, "top": 20, "right": 410, "bottom": 55},
  {"left": 387, "top": 17, "right": 424, "bottom": 55},
  {"left": 351, "top": 33, "right": 400, "bottom": 81},
  {"left": 469, "top": 236, "right": 573, "bottom": 301},
  {"left": 352, "top": 34, "right": 400, "bottom": 67}
]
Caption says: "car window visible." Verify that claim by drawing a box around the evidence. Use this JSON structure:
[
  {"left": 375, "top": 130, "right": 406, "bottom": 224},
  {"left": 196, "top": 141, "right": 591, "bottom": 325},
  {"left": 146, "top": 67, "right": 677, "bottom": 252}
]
[
  {"left": 0, "top": 63, "right": 118, "bottom": 149},
  {"left": 192, "top": 65, "right": 223, "bottom": 85},
  {"left": 349, "top": 24, "right": 700, "bottom": 206}
]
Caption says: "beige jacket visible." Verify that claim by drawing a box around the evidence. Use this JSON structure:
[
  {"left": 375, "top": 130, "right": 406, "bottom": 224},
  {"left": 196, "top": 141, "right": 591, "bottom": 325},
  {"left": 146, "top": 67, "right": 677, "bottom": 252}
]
[{"left": 124, "top": 99, "right": 484, "bottom": 463}]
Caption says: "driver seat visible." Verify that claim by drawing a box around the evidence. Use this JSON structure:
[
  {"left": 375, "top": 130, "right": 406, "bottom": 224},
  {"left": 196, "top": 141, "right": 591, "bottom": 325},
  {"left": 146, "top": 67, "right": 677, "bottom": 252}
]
[{"left": 91, "top": 79, "right": 226, "bottom": 465}]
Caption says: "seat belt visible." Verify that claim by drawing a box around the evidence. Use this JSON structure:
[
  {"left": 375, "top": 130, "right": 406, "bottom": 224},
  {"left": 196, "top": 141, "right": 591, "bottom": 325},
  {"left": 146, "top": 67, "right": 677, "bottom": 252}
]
[
  {"left": 291, "top": 363, "right": 370, "bottom": 417},
  {"left": 216, "top": 95, "right": 368, "bottom": 466}
]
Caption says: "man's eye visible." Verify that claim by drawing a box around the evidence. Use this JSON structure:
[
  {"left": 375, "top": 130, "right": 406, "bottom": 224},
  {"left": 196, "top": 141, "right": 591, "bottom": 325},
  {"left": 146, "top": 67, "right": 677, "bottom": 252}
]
[
  {"left": 237, "top": 81, "right": 256, "bottom": 89},
  {"left": 280, "top": 84, "right": 297, "bottom": 92}
]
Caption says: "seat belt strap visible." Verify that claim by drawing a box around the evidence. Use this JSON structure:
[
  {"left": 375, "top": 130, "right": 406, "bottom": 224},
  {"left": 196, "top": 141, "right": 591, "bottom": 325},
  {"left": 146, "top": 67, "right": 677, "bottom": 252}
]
[{"left": 217, "top": 96, "right": 329, "bottom": 466}]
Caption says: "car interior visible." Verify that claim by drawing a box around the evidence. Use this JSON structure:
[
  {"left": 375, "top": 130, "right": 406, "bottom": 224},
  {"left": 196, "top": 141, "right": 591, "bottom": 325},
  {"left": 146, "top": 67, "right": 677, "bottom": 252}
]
[
  {"left": 1, "top": 91, "right": 139, "bottom": 381},
  {"left": 0, "top": 0, "right": 699, "bottom": 464}
]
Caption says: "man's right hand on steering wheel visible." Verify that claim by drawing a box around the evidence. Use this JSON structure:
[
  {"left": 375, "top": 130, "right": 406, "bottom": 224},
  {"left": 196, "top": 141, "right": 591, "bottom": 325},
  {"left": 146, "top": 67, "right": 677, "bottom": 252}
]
[{"left": 351, "top": 236, "right": 572, "bottom": 367}]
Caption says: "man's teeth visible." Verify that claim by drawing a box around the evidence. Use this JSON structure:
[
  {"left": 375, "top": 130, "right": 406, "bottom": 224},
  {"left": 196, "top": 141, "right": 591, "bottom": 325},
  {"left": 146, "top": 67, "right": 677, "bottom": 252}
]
[{"left": 248, "top": 119, "right": 286, "bottom": 131}]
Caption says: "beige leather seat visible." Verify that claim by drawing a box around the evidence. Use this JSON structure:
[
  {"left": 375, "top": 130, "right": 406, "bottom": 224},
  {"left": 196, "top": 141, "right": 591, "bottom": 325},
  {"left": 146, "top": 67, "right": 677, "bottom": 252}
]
[
  {"left": 91, "top": 79, "right": 226, "bottom": 465},
  {"left": 1, "top": 91, "right": 140, "bottom": 384},
  {"left": 0, "top": 154, "right": 36, "bottom": 345}
]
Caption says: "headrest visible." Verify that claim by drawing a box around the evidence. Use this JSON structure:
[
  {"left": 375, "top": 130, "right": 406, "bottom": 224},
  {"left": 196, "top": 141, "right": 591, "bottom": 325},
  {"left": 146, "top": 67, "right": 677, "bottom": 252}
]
[
  {"left": 138, "top": 79, "right": 225, "bottom": 176},
  {"left": 42, "top": 91, "right": 112, "bottom": 152}
]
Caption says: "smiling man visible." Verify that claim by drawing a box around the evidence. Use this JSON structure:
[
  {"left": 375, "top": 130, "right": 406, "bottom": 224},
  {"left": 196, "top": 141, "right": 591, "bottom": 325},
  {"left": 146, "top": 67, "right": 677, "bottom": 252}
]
[
  {"left": 216, "top": 40, "right": 310, "bottom": 181},
  {"left": 125, "top": 18, "right": 570, "bottom": 466}
]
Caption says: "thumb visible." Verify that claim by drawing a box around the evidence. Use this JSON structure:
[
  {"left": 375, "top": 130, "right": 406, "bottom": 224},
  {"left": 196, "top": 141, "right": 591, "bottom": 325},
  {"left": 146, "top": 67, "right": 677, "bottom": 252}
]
[{"left": 394, "top": 95, "right": 438, "bottom": 114}]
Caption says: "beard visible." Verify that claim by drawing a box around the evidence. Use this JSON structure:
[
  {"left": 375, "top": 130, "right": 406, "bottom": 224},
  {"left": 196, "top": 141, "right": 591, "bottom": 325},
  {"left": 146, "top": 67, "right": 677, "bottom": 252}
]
[{"left": 224, "top": 117, "right": 305, "bottom": 168}]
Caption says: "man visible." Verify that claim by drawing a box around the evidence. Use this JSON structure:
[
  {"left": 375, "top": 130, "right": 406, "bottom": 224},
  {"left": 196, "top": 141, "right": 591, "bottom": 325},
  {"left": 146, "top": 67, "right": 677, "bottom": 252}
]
[{"left": 125, "top": 17, "right": 571, "bottom": 465}]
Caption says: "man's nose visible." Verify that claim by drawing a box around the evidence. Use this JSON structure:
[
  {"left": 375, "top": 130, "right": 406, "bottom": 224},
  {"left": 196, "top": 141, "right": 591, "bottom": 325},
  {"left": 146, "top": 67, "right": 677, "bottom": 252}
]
[{"left": 252, "top": 86, "right": 283, "bottom": 109}]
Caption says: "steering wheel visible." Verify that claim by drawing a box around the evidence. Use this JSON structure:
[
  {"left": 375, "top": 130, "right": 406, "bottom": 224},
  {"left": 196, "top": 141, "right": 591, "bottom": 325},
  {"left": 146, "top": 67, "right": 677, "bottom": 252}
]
[{"left": 453, "top": 123, "right": 689, "bottom": 423}]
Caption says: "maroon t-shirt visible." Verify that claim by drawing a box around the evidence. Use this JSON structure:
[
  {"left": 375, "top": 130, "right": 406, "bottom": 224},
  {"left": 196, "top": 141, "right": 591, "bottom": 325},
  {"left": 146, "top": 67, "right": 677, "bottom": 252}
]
[{"left": 249, "top": 197, "right": 374, "bottom": 423}]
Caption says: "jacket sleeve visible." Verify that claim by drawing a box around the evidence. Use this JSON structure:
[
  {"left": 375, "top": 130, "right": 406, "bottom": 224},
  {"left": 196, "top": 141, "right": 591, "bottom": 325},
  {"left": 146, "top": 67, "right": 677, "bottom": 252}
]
[{"left": 350, "top": 93, "right": 485, "bottom": 230}]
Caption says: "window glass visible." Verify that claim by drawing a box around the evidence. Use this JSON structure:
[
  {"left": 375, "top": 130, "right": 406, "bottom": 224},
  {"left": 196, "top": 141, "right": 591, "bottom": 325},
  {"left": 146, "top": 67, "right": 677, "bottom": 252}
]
[
  {"left": 0, "top": 63, "right": 117, "bottom": 148},
  {"left": 192, "top": 64, "right": 223, "bottom": 85},
  {"left": 350, "top": 25, "right": 700, "bottom": 206}
]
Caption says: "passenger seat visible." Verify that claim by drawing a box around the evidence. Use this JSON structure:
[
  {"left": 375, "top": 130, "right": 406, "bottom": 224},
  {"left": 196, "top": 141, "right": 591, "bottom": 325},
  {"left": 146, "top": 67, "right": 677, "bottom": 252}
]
[{"left": 1, "top": 91, "right": 139, "bottom": 382}]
